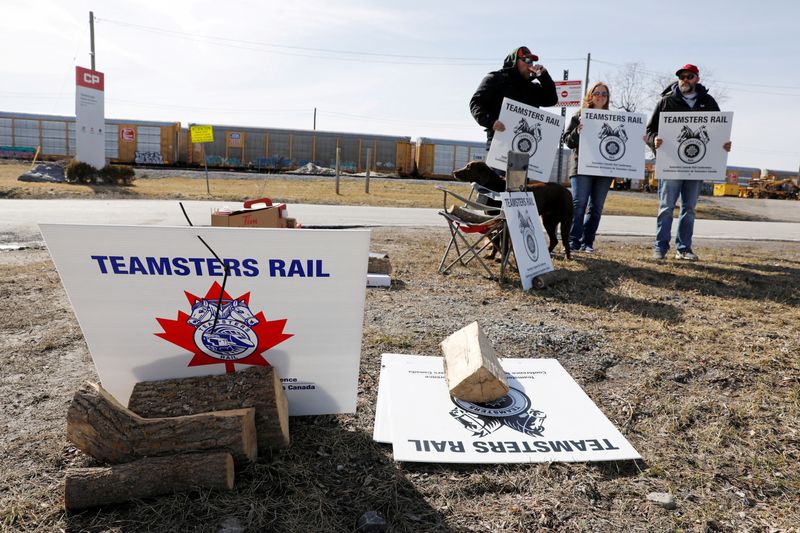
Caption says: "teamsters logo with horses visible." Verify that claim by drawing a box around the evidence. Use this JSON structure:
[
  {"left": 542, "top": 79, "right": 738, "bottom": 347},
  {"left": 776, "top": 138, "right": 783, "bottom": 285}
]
[
  {"left": 449, "top": 387, "right": 547, "bottom": 438},
  {"left": 516, "top": 210, "right": 539, "bottom": 263},
  {"left": 676, "top": 124, "right": 710, "bottom": 164},
  {"left": 598, "top": 122, "right": 628, "bottom": 162},
  {"left": 155, "top": 281, "right": 293, "bottom": 373},
  {"left": 512, "top": 118, "right": 542, "bottom": 156}
]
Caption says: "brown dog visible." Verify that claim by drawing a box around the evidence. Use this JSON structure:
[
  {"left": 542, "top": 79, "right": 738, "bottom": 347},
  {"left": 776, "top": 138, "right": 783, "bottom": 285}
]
[{"left": 452, "top": 161, "right": 573, "bottom": 259}]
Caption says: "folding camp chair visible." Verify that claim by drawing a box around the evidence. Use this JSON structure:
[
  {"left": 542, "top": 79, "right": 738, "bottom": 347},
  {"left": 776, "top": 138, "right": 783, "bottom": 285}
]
[{"left": 437, "top": 184, "right": 507, "bottom": 278}]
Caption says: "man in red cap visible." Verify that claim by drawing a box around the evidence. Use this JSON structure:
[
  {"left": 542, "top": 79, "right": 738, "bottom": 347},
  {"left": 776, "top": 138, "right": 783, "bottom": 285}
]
[
  {"left": 646, "top": 64, "right": 732, "bottom": 261},
  {"left": 470, "top": 46, "right": 557, "bottom": 152}
]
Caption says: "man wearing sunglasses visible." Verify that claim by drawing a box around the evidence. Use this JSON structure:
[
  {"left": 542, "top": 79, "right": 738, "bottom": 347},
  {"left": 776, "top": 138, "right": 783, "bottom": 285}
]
[
  {"left": 646, "top": 64, "right": 732, "bottom": 261},
  {"left": 470, "top": 46, "right": 558, "bottom": 152}
]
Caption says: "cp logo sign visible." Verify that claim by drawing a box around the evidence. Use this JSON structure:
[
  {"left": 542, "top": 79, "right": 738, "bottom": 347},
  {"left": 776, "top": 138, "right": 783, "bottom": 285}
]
[{"left": 83, "top": 73, "right": 101, "bottom": 85}]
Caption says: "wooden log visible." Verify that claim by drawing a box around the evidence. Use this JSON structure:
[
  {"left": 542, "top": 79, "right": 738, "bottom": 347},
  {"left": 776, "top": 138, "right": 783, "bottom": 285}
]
[
  {"left": 368, "top": 252, "right": 392, "bottom": 275},
  {"left": 440, "top": 321, "right": 509, "bottom": 403},
  {"left": 532, "top": 269, "right": 569, "bottom": 290},
  {"left": 64, "top": 451, "right": 234, "bottom": 511},
  {"left": 128, "top": 366, "right": 289, "bottom": 453},
  {"left": 67, "top": 382, "right": 257, "bottom": 465}
]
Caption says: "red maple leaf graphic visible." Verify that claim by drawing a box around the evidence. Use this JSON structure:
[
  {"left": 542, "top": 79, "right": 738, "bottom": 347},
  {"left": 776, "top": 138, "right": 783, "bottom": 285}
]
[{"left": 155, "top": 281, "right": 293, "bottom": 373}]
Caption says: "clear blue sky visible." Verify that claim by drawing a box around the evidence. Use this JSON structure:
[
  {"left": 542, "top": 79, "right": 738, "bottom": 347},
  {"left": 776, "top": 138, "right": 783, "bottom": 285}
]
[{"left": 2, "top": 0, "right": 799, "bottom": 171}]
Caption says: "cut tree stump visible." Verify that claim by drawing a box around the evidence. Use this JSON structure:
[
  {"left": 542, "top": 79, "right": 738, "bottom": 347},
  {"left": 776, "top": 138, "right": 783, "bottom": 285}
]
[
  {"left": 127, "top": 366, "right": 289, "bottom": 453},
  {"left": 64, "top": 451, "right": 234, "bottom": 511},
  {"left": 440, "top": 321, "right": 509, "bottom": 403},
  {"left": 67, "top": 382, "right": 257, "bottom": 464}
]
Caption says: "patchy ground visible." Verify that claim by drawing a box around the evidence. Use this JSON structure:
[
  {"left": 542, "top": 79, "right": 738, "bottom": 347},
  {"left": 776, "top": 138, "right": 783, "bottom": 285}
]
[{"left": 0, "top": 228, "right": 798, "bottom": 532}]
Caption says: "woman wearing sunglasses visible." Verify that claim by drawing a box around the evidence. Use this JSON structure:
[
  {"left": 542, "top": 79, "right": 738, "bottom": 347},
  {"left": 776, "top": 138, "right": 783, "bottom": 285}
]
[{"left": 561, "top": 82, "right": 615, "bottom": 253}]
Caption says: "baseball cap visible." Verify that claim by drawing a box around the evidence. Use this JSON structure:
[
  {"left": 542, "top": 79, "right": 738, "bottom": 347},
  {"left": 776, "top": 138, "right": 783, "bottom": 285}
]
[
  {"left": 675, "top": 64, "right": 699, "bottom": 76},
  {"left": 517, "top": 47, "right": 539, "bottom": 62}
]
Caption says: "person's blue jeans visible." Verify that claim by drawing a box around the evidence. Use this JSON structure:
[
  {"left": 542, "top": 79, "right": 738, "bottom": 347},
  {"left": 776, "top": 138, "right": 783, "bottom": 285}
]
[
  {"left": 655, "top": 179, "right": 702, "bottom": 253},
  {"left": 569, "top": 175, "right": 613, "bottom": 249}
]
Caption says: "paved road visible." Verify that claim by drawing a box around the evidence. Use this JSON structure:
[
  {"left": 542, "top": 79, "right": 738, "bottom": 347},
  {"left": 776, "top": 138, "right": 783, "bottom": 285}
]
[{"left": 0, "top": 199, "right": 797, "bottom": 244}]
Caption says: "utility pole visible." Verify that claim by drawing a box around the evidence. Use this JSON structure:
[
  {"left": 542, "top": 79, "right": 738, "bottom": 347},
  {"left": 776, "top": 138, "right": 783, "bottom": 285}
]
[
  {"left": 313, "top": 107, "right": 317, "bottom": 130},
  {"left": 89, "top": 11, "right": 96, "bottom": 70},
  {"left": 556, "top": 69, "right": 568, "bottom": 184},
  {"left": 584, "top": 52, "right": 591, "bottom": 91}
]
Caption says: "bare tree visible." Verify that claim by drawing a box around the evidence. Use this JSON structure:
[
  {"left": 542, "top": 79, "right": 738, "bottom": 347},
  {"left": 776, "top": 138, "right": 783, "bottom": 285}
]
[{"left": 610, "top": 62, "right": 653, "bottom": 113}]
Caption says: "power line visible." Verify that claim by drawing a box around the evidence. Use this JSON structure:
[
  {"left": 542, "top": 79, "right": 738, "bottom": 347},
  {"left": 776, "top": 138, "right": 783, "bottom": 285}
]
[{"left": 97, "top": 18, "right": 584, "bottom": 66}]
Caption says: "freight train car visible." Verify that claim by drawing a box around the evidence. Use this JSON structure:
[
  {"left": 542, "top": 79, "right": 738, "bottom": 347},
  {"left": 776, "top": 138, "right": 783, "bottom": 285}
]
[
  {"left": 0, "top": 111, "right": 179, "bottom": 165},
  {"left": 184, "top": 124, "right": 414, "bottom": 175},
  {"left": 415, "top": 137, "right": 486, "bottom": 179}
]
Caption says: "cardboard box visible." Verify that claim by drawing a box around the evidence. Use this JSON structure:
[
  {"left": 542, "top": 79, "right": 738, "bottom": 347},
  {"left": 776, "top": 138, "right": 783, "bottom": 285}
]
[{"left": 211, "top": 206, "right": 282, "bottom": 228}]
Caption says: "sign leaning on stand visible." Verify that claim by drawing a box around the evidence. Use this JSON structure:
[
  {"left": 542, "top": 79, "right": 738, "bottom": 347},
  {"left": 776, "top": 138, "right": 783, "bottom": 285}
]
[
  {"left": 499, "top": 191, "right": 554, "bottom": 291},
  {"left": 486, "top": 97, "right": 564, "bottom": 182},
  {"left": 655, "top": 111, "right": 734, "bottom": 181},
  {"left": 39, "top": 224, "right": 370, "bottom": 416},
  {"left": 75, "top": 66, "right": 105, "bottom": 169},
  {"left": 577, "top": 108, "right": 647, "bottom": 179}
]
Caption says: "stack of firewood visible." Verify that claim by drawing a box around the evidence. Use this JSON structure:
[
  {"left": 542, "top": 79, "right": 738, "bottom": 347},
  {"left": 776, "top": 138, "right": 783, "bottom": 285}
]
[{"left": 64, "top": 366, "right": 289, "bottom": 510}]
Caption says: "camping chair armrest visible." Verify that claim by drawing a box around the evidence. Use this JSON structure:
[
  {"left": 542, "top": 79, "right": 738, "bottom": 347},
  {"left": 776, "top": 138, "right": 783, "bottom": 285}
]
[{"left": 436, "top": 185, "right": 502, "bottom": 212}]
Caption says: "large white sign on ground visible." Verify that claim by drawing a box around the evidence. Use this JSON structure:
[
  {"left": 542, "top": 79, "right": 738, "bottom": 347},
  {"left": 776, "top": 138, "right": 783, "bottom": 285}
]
[
  {"left": 374, "top": 354, "right": 641, "bottom": 463},
  {"left": 499, "top": 192, "right": 553, "bottom": 290},
  {"left": 75, "top": 66, "right": 105, "bottom": 169},
  {"left": 487, "top": 98, "right": 564, "bottom": 182},
  {"left": 578, "top": 108, "right": 646, "bottom": 179},
  {"left": 655, "top": 111, "right": 733, "bottom": 181},
  {"left": 39, "top": 224, "right": 370, "bottom": 415}
]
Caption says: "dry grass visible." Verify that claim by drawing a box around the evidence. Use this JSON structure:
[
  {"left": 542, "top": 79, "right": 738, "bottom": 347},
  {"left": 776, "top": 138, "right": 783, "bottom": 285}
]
[
  {"left": 1, "top": 230, "right": 798, "bottom": 532},
  {"left": 0, "top": 163, "right": 763, "bottom": 220}
]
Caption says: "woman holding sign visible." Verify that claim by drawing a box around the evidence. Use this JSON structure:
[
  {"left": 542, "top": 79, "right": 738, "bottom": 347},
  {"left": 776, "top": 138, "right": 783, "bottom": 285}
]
[{"left": 561, "top": 82, "right": 615, "bottom": 253}]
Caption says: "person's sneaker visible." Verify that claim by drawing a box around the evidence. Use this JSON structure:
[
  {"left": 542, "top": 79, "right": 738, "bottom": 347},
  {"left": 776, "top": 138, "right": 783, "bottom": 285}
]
[
  {"left": 581, "top": 245, "right": 595, "bottom": 254},
  {"left": 570, "top": 245, "right": 583, "bottom": 253},
  {"left": 652, "top": 249, "right": 667, "bottom": 260},
  {"left": 675, "top": 250, "right": 699, "bottom": 261}
]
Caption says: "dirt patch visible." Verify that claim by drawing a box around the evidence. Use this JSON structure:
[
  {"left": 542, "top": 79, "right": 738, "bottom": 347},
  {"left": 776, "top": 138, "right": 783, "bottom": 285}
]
[{"left": 0, "top": 229, "right": 798, "bottom": 532}]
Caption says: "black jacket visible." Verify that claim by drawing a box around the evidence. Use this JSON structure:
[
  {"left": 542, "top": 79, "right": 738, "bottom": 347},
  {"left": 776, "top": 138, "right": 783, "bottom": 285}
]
[
  {"left": 470, "top": 66, "right": 557, "bottom": 148},
  {"left": 561, "top": 111, "right": 583, "bottom": 178},
  {"left": 646, "top": 82, "right": 720, "bottom": 151}
]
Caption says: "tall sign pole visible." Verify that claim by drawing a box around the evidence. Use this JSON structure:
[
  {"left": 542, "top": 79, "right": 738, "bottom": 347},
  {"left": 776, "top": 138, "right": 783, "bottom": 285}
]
[
  {"left": 556, "top": 70, "right": 568, "bottom": 183},
  {"left": 89, "top": 11, "right": 96, "bottom": 70}
]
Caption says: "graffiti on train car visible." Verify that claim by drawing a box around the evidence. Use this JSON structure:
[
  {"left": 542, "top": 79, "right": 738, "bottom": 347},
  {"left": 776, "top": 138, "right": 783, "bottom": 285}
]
[
  {"left": 254, "top": 156, "right": 292, "bottom": 169},
  {"left": 0, "top": 146, "right": 37, "bottom": 159},
  {"left": 135, "top": 151, "right": 164, "bottom": 165}
]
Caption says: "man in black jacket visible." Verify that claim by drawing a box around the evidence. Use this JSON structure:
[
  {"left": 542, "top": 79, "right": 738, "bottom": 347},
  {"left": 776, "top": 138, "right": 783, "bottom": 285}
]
[
  {"left": 470, "top": 46, "right": 558, "bottom": 152},
  {"left": 647, "top": 64, "right": 732, "bottom": 261}
]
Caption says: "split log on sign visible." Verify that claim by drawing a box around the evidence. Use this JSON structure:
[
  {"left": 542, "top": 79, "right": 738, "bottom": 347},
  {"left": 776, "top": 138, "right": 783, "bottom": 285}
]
[
  {"left": 127, "top": 366, "right": 289, "bottom": 453},
  {"left": 368, "top": 252, "right": 392, "bottom": 275},
  {"left": 67, "top": 382, "right": 257, "bottom": 465},
  {"left": 440, "top": 321, "right": 509, "bottom": 403},
  {"left": 64, "top": 451, "right": 234, "bottom": 511}
]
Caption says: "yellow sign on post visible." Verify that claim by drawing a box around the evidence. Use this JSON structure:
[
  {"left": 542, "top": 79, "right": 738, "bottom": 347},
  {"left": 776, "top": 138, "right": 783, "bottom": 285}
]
[{"left": 190, "top": 125, "right": 214, "bottom": 144}]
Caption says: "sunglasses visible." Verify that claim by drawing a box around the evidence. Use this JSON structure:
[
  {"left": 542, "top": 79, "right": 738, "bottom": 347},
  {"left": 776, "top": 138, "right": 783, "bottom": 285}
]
[
  {"left": 519, "top": 57, "right": 536, "bottom": 64},
  {"left": 592, "top": 91, "right": 609, "bottom": 96},
  {"left": 678, "top": 73, "right": 696, "bottom": 81}
]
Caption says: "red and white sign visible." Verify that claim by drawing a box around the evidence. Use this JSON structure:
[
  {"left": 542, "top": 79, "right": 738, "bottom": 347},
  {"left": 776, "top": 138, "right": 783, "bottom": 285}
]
[
  {"left": 554, "top": 80, "right": 583, "bottom": 107},
  {"left": 75, "top": 66, "right": 106, "bottom": 168},
  {"left": 120, "top": 128, "right": 136, "bottom": 143},
  {"left": 76, "top": 66, "right": 104, "bottom": 91}
]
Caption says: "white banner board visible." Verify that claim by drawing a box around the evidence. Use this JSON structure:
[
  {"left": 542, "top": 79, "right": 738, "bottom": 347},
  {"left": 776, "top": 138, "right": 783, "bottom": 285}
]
[
  {"left": 374, "top": 354, "right": 641, "bottom": 463},
  {"left": 500, "top": 192, "right": 553, "bottom": 290},
  {"left": 577, "top": 109, "right": 646, "bottom": 179},
  {"left": 655, "top": 111, "right": 733, "bottom": 181},
  {"left": 75, "top": 66, "right": 106, "bottom": 169},
  {"left": 554, "top": 80, "right": 583, "bottom": 107},
  {"left": 487, "top": 98, "right": 564, "bottom": 182},
  {"left": 39, "top": 224, "right": 370, "bottom": 415}
]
